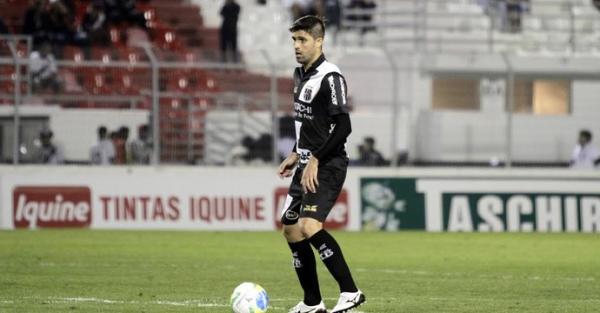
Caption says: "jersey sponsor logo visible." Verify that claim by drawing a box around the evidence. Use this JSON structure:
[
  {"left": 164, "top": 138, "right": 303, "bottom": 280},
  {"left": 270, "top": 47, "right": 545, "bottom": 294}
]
[
  {"left": 294, "top": 102, "right": 312, "bottom": 114},
  {"left": 303, "top": 86, "right": 313, "bottom": 101},
  {"left": 13, "top": 186, "right": 92, "bottom": 229},
  {"left": 328, "top": 76, "right": 338, "bottom": 105},
  {"left": 303, "top": 205, "right": 318, "bottom": 212},
  {"left": 294, "top": 102, "right": 313, "bottom": 120}
]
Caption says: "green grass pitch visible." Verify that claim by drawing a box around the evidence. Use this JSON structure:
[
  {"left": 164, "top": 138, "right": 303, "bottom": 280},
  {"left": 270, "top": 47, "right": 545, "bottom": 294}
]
[{"left": 1, "top": 230, "right": 599, "bottom": 312}]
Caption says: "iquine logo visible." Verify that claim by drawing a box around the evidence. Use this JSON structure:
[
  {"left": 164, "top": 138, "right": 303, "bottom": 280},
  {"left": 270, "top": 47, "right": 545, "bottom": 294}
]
[{"left": 13, "top": 186, "right": 92, "bottom": 229}]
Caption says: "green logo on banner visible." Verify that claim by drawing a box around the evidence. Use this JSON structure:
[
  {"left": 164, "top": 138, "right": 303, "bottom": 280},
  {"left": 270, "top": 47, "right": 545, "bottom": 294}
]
[{"left": 360, "top": 178, "right": 425, "bottom": 231}]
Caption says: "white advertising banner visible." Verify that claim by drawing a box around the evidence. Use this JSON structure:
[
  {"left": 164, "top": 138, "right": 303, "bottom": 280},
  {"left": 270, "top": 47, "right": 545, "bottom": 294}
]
[{"left": 0, "top": 166, "right": 360, "bottom": 231}]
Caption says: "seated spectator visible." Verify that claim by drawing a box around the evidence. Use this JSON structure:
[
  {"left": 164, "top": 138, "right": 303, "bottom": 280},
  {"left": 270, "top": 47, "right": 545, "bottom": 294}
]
[
  {"left": 77, "top": 1, "right": 110, "bottom": 48},
  {"left": 104, "top": 0, "right": 147, "bottom": 29},
  {"left": 29, "top": 41, "right": 62, "bottom": 93},
  {"left": 45, "top": 0, "right": 75, "bottom": 56},
  {"left": 283, "top": 0, "right": 317, "bottom": 21},
  {"left": 129, "top": 124, "right": 152, "bottom": 164},
  {"left": 570, "top": 129, "right": 599, "bottom": 169},
  {"left": 90, "top": 125, "right": 115, "bottom": 165},
  {"left": 0, "top": 16, "right": 9, "bottom": 34},
  {"left": 31, "top": 128, "right": 64, "bottom": 164},
  {"left": 347, "top": 0, "right": 376, "bottom": 34},
  {"left": 22, "top": 0, "right": 48, "bottom": 46},
  {"left": 357, "top": 136, "right": 386, "bottom": 166}
]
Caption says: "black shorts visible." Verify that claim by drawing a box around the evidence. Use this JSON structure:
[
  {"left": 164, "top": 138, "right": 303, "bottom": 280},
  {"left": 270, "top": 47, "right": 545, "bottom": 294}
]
[{"left": 280, "top": 156, "right": 348, "bottom": 225}]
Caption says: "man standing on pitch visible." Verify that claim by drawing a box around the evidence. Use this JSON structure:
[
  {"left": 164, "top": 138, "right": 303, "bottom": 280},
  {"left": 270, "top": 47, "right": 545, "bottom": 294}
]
[{"left": 278, "top": 15, "right": 365, "bottom": 313}]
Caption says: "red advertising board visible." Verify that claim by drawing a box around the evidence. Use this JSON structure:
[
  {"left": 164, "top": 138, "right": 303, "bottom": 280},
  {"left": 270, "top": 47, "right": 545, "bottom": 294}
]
[{"left": 13, "top": 186, "right": 92, "bottom": 228}]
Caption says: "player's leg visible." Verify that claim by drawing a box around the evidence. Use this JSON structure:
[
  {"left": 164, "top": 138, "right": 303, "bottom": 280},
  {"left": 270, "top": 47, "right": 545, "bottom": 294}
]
[
  {"left": 281, "top": 172, "right": 325, "bottom": 313},
  {"left": 299, "top": 160, "right": 365, "bottom": 313}
]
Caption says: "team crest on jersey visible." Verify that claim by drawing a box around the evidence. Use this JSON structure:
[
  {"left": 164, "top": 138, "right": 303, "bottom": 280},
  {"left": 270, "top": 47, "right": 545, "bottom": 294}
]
[{"left": 303, "top": 87, "right": 313, "bottom": 101}]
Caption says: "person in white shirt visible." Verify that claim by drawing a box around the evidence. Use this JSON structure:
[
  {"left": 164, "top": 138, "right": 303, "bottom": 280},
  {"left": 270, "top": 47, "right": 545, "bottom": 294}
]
[
  {"left": 90, "top": 126, "right": 115, "bottom": 165},
  {"left": 29, "top": 41, "right": 62, "bottom": 93},
  {"left": 570, "top": 129, "right": 599, "bottom": 169}
]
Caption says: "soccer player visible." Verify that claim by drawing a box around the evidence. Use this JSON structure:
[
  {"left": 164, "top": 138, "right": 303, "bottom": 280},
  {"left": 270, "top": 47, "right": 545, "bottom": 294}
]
[{"left": 278, "top": 15, "right": 365, "bottom": 313}]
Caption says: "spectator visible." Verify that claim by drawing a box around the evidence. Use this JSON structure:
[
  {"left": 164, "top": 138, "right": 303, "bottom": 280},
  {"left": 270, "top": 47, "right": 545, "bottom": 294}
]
[
  {"left": 29, "top": 41, "right": 62, "bottom": 93},
  {"left": 505, "top": 0, "right": 523, "bottom": 33},
  {"left": 129, "top": 124, "right": 152, "bottom": 164},
  {"left": 220, "top": 0, "right": 241, "bottom": 63},
  {"left": 347, "top": 0, "right": 376, "bottom": 34},
  {"left": 78, "top": 1, "right": 110, "bottom": 48},
  {"left": 570, "top": 129, "right": 599, "bottom": 169},
  {"left": 357, "top": 136, "right": 386, "bottom": 166},
  {"left": 22, "top": 0, "right": 48, "bottom": 46},
  {"left": 113, "top": 126, "right": 129, "bottom": 164},
  {"left": 32, "top": 128, "right": 64, "bottom": 164},
  {"left": 46, "top": 0, "right": 75, "bottom": 56},
  {"left": 104, "top": 0, "right": 147, "bottom": 29},
  {"left": 90, "top": 125, "right": 115, "bottom": 165},
  {"left": 322, "top": 0, "right": 341, "bottom": 42},
  {"left": 283, "top": 0, "right": 317, "bottom": 21},
  {"left": 0, "top": 16, "right": 9, "bottom": 34}
]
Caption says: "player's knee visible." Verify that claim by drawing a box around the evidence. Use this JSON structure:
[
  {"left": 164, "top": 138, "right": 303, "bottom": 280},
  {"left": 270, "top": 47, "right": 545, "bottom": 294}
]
[
  {"left": 299, "top": 219, "right": 322, "bottom": 238},
  {"left": 282, "top": 224, "right": 303, "bottom": 242}
]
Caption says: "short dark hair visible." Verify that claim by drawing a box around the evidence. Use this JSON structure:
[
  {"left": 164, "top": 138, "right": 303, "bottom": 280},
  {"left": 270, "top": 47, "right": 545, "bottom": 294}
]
[
  {"left": 580, "top": 129, "right": 592, "bottom": 141},
  {"left": 289, "top": 15, "right": 325, "bottom": 39},
  {"left": 98, "top": 126, "right": 107, "bottom": 137}
]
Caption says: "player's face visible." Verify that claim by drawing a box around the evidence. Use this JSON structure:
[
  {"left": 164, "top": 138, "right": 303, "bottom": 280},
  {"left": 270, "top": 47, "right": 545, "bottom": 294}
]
[{"left": 292, "top": 30, "right": 322, "bottom": 66}]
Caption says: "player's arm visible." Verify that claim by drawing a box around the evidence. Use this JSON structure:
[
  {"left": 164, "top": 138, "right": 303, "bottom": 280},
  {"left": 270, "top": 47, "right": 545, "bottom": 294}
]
[
  {"left": 302, "top": 73, "right": 351, "bottom": 193},
  {"left": 278, "top": 144, "right": 299, "bottom": 178}
]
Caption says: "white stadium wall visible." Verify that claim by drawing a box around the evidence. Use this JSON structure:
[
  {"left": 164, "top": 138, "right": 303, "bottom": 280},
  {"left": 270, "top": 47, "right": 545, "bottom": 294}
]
[
  {"left": 1, "top": 166, "right": 599, "bottom": 233},
  {"left": 0, "top": 106, "right": 149, "bottom": 162}
]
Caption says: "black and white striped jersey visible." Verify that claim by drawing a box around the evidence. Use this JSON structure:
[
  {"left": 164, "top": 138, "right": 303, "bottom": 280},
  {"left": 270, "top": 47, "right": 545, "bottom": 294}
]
[{"left": 292, "top": 54, "right": 350, "bottom": 165}]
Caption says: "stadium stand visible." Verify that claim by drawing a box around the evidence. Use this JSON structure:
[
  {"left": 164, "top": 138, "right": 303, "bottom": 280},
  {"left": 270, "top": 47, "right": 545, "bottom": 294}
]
[{"left": 1, "top": 0, "right": 600, "bottom": 165}]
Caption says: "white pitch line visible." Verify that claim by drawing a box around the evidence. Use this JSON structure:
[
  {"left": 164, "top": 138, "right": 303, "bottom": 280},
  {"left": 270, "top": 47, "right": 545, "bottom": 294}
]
[
  {"left": 45, "top": 297, "right": 230, "bottom": 307},
  {"left": 13, "top": 296, "right": 369, "bottom": 310}
]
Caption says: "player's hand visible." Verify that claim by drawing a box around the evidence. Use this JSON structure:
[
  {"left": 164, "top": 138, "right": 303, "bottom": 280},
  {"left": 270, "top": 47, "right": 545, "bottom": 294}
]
[
  {"left": 278, "top": 153, "right": 299, "bottom": 179},
  {"left": 301, "top": 156, "right": 319, "bottom": 193}
]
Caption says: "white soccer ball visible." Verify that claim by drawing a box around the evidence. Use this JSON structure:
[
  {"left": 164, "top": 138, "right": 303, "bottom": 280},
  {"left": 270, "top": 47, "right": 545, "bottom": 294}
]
[{"left": 230, "top": 282, "right": 269, "bottom": 313}]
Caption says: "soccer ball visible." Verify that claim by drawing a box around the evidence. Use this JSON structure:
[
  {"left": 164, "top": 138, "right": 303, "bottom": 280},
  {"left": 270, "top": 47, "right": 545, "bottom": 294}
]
[{"left": 230, "top": 282, "right": 269, "bottom": 313}]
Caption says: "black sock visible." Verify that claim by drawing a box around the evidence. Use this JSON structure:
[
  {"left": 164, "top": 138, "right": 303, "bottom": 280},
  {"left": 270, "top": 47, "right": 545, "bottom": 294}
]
[
  {"left": 309, "top": 229, "right": 358, "bottom": 293},
  {"left": 288, "top": 239, "right": 322, "bottom": 306}
]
